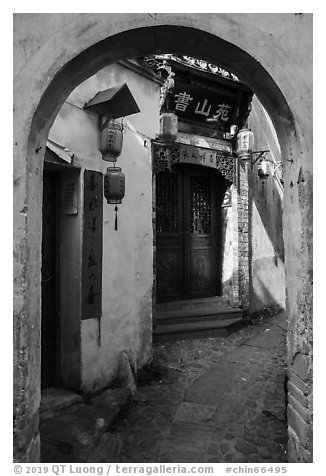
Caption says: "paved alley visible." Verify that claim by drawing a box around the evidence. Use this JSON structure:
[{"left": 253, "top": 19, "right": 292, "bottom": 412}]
[
  {"left": 110, "top": 310, "right": 288, "bottom": 463},
  {"left": 41, "top": 309, "right": 288, "bottom": 463}
]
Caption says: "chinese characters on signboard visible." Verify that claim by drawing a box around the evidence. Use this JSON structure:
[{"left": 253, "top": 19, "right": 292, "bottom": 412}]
[
  {"left": 167, "top": 80, "right": 239, "bottom": 131},
  {"left": 82, "top": 170, "right": 103, "bottom": 320},
  {"left": 178, "top": 145, "right": 235, "bottom": 183}
]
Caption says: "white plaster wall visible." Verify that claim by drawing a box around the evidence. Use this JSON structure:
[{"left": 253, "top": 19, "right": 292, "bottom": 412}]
[
  {"left": 248, "top": 98, "right": 286, "bottom": 312},
  {"left": 50, "top": 63, "right": 160, "bottom": 392},
  {"left": 250, "top": 200, "right": 285, "bottom": 310}
]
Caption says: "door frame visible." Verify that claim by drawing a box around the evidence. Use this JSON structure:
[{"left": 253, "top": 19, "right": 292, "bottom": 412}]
[
  {"left": 155, "top": 162, "right": 227, "bottom": 303},
  {"left": 41, "top": 149, "right": 82, "bottom": 391}
]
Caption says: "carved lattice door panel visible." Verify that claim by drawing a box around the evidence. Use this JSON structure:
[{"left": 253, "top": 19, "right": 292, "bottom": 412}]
[
  {"left": 156, "top": 172, "right": 184, "bottom": 302},
  {"left": 190, "top": 176, "right": 212, "bottom": 235},
  {"left": 183, "top": 168, "right": 217, "bottom": 299},
  {"left": 156, "top": 165, "right": 225, "bottom": 302},
  {"left": 156, "top": 172, "right": 179, "bottom": 234}
]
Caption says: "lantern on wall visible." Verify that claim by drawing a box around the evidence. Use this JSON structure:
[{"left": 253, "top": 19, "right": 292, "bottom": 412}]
[
  {"left": 236, "top": 128, "right": 254, "bottom": 160},
  {"left": 84, "top": 84, "right": 140, "bottom": 230},
  {"left": 257, "top": 158, "right": 272, "bottom": 180},
  {"left": 158, "top": 112, "right": 178, "bottom": 142},
  {"left": 99, "top": 120, "right": 123, "bottom": 162},
  {"left": 104, "top": 167, "right": 126, "bottom": 230},
  {"left": 84, "top": 83, "right": 140, "bottom": 163}
]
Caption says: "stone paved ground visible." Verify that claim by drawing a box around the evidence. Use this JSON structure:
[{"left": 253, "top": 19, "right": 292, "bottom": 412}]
[{"left": 110, "top": 310, "right": 288, "bottom": 463}]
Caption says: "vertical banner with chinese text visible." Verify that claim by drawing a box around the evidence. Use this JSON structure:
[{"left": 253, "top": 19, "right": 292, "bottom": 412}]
[{"left": 82, "top": 170, "right": 103, "bottom": 320}]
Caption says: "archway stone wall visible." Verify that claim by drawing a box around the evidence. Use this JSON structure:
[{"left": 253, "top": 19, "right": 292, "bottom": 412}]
[{"left": 13, "top": 13, "right": 312, "bottom": 462}]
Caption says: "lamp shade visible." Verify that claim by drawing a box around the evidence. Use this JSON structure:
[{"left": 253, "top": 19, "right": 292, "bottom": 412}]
[
  {"left": 257, "top": 159, "right": 271, "bottom": 179},
  {"left": 104, "top": 167, "right": 125, "bottom": 204},
  {"left": 158, "top": 112, "right": 178, "bottom": 141},
  {"left": 100, "top": 121, "right": 123, "bottom": 162},
  {"left": 236, "top": 128, "right": 254, "bottom": 158}
]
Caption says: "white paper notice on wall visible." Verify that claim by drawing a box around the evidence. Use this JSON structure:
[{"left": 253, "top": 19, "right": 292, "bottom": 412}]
[{"left": 62, "top": 178, "right": 78, "bottom": 215}]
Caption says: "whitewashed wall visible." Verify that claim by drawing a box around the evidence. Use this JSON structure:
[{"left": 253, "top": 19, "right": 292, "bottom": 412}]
[{"left": 50, "top": 63, "right": 160, "bottom": 392}]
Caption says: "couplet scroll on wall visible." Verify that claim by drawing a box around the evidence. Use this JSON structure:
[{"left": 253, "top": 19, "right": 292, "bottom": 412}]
[{"left": 82, "top": 170, "right": 103, "bottom": 320}]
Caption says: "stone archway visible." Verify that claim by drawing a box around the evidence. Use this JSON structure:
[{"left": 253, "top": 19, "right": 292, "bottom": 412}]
[{"left": 13, "top": 14, "right": 312, "bottom": 463}]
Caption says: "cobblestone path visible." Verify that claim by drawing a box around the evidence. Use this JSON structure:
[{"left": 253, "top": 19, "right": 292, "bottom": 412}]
[{"left": 111, "top": 310, "right": 288, "bottom": 463}]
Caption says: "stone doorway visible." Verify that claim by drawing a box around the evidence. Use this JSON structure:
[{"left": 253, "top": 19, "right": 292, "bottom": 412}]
[{"left": 40, "top": 150, "right": 82, "bottom": 394}]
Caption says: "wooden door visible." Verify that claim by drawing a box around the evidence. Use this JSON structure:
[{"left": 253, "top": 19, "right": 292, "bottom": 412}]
[
  {"left": 41, "top": 170, "right": 60, "bottom": 388},
  {"left": 156, "top": 165, "right": 224, "bottom": 302},
  {"left": 156, "top": 171, "right": 184, "bottom": 302},
  {"left": 183, "top": 167, "right": 217, "bottom": 299}
]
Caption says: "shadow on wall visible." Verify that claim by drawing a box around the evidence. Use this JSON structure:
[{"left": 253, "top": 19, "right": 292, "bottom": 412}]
[
  {"left": 222, "top": 269, "right": 285, "bottom": 314},
  {"left": 250, "top": 273, "right": 285, "bottom": 314},
  {"left": 249, "top": 99, "right": 285, "bottom": 264},
  {"left": 219, "top": 181, "right": 285, "bottom": 312},
  {"left": 251, "top": 172, "right": 284, "bottom": 263}
]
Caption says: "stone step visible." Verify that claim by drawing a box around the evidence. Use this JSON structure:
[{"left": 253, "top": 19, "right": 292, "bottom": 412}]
[
  {"left": 156, "top": 306, "right": 243, "bottom": 325},
  {"left": 40, "top": 388, "right": 129, "bottom": 462},
  {"left": 40, "top": 388, "right": 83, "bottom": 422},
  {"left": 156, "top": 296, "right": 228, "bottom": 311},
  {"left": 157, "top": 295, "right": 229, "bottom": 312},
  {"left": 153, "top": 317, "right": 244, "bottom": 343}
]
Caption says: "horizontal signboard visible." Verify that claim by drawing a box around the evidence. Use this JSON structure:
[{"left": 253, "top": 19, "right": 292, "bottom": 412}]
[{"left": 168, "top": 80, "right": 239, "bottom": 131}]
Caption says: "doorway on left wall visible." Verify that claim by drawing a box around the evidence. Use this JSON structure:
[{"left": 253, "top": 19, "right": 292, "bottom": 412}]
[
  {"left": 41, "top": 166, "right": 61, "bottom": 389},
  {"left": 41, "top": 146, "right": 82, "bottom": 392}
]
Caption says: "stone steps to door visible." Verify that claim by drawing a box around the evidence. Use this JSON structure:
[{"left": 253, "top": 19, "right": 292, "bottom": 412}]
[
  {"left": 157, "top": 295, "right": 229, "bottom": 312},
  {"left": 157, "top": 306, "right": 243, "bottom": 325},
  {"left": 153, "top": 317, "right": 244, "bottom": 343},
  {"left": 153, "top": 296, "right": 244, "bottom": 342}
]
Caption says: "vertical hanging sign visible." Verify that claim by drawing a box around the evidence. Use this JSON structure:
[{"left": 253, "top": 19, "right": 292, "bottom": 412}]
[{"left": 82, "top": 170, "right": 103, "bottom": 320}]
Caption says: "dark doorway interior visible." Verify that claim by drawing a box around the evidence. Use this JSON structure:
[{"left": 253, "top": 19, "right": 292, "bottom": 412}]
[
  {"left": 41, "top": 168, "right": 61, "bottom": 389},
  {"left": 156, "top": 164, "right": 227, "bottom": 303}
]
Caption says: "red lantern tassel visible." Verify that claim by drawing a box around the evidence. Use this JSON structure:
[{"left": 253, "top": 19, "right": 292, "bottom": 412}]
[{"left": 114, "top": 205, "right": 118, "bottom": 231}]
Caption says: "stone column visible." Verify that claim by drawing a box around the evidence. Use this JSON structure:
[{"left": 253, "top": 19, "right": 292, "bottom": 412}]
[
  {"left": 237, "top": 158, "right": 251, "bottom": 310},
  {"left": 230, "top": 183, "right": 240, "bottom": 307}
]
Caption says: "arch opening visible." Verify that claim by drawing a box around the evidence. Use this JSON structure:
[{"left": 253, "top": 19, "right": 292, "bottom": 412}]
[
  {"left": 13, "top": 18, "right": 312, "bottom": 464},
  {"left": 29, "top": 25, "right": 297, "bottom": 157}
]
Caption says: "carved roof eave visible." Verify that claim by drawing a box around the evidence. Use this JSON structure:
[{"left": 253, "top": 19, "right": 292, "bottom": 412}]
[{"left": 143, "top": 55, "right": 253, "bottom": 95}]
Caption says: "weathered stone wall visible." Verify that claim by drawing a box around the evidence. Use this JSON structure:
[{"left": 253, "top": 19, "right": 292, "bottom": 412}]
[{"left": 13, "top": 13, "right": 312, "bottom": 462}]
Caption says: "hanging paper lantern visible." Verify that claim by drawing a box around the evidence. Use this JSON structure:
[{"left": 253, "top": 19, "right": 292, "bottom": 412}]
[
  {"left": 158, "top": 112, "right": 178, "bottom": 142},
  {"left": 100, "top": 121, "right": 123, "bottom": 162},
  {"left": 104, "top": 167, "right": 125, "bottom": 204},
  {"left": 104, "top": 167, "right": 125, "bottom": 231},
  {"left": 257, "top": 159, "right": 271, "bottom": 179},
  {"left": 236, "top": 128, "right": 254, "bottom": 159}
]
